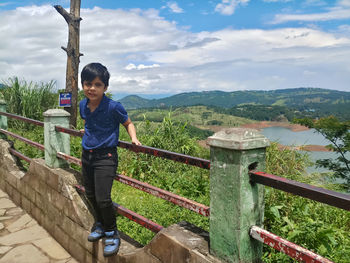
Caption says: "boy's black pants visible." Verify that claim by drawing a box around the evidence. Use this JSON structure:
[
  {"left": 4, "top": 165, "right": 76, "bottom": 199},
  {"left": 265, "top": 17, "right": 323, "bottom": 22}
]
[{"left": 82, "top": 147, "right": 118, "bottom": 232}]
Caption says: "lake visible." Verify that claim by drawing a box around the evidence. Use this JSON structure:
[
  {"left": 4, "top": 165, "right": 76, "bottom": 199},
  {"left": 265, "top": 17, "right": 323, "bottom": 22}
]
[
  {"left": 261, "top": 127, "right": 329, "bottom": 146},
  {"left": 261, "top": 126, "right": 347, "bottom": 173}
]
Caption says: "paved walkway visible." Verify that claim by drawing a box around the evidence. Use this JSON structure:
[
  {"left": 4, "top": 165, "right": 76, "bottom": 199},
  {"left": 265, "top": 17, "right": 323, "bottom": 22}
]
[{"left": 0, "top": 189, "right": 77, "bottom": 263}]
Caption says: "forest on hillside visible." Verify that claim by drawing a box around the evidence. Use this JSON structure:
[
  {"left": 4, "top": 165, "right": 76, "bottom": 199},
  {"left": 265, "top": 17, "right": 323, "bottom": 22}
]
[{"left": 120, "top": 88, "right": 350, "bottom": 121}]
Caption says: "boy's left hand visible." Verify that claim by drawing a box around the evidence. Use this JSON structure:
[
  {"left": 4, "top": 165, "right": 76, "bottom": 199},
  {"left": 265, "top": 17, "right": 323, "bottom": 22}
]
[{"left": 132, "top": 138, "right": 142, "bottom": 146}]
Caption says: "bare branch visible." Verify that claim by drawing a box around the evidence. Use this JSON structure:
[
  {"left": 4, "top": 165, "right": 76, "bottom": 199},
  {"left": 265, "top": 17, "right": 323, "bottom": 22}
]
[{"left": 54, "top": 5, "right": 72, "bottom": 24}]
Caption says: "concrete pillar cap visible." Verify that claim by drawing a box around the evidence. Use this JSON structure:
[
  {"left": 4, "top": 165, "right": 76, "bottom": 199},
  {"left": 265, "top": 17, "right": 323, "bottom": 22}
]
[
  {"left": 207, "top": 128, "right": 270, "bottom": 150},
  {"left": 43, "top": 109, "right": 70, "bottom": 117}
]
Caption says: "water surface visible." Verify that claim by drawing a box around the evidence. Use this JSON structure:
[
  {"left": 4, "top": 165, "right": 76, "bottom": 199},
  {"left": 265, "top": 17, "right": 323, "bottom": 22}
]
[{"left": 261, "top": 126, "right": 347, "bottom": 174}]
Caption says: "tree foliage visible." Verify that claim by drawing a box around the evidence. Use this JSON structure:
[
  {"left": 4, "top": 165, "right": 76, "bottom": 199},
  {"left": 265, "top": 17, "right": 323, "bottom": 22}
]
[{"left": 294, "top": 116, "right": 350, "bottom": 189}]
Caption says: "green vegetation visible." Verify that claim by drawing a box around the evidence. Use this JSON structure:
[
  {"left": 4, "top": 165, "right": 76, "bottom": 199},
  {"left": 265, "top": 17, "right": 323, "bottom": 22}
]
[
  {"left": 0, "top": 77, "right": 58, "bottom": 129},
  {"left": 1, "top": 79, "right": 349, "bottom": 262},
  {"left": 129, "top": 105, "right": 254, "bottom": 127},
  {"left": 210, "top": 104, "right": 294, "bottom": 122},
  {"left": 119, "top": 88, "right": 350, "bottom": 121},
  {"left": 264, "top": 143, "right": 350, "bottom": 262},
  {"left": 295, "top": 116, "right": 350, "bottom": 190}
]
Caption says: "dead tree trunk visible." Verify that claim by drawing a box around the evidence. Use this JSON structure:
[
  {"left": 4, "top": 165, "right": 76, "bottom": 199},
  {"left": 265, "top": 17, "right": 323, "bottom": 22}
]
[{"left": 54, "top": 0, "right": 82, "bottom": 128}]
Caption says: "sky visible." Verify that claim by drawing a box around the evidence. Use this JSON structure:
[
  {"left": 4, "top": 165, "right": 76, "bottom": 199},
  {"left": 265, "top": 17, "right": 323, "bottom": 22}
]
[{"left": 0, "top": 0, "right": 350, "bottom": 99}]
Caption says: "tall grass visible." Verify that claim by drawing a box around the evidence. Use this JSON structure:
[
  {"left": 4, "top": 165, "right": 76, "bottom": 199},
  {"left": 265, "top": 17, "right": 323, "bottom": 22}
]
[{"left": 1, "top": 77, "right": 58, "bottom": 129}]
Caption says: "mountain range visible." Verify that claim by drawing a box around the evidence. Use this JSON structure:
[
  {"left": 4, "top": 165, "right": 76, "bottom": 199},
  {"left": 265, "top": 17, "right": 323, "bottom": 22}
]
[{"left": 119, "top": 88, "right": 350, "bottom": 111}]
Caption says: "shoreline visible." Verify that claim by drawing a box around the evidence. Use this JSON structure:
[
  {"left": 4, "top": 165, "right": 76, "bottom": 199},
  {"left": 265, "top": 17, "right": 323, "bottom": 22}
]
[
  {"left": 198, "top": 121, "right": 331, "bottom": 152},
  {"left": 240, "top": 121, "right": 309, "bottom": 132},
  {"left": 277, "top": 144, "right": 331, "bottom": 152}
]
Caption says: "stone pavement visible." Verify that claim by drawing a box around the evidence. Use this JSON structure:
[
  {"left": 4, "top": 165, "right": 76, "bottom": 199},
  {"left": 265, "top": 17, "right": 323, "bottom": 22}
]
[{"left": 0, "top": 189, "right": 78, "bottom": 263}]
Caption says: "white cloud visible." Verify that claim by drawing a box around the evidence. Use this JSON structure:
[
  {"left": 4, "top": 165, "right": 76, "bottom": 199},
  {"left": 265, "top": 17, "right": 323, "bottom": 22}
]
[
  {"left": 215, "top": 0, "right": 249, "bottom": 16},
  {"left": 125, "top": 63, "right": 160, "bottom": 70},
  {"left": 0, "top": 5, "right": 349, "bottom": 96},
  {"left": 271, "top": 1, "right": 350, "bottom": 24},
  {"left": 166, "top": 2, "right": 184, "bottom": 14},
  {"left": 339, "top": 0, "right": 350, "bottom": 7}
]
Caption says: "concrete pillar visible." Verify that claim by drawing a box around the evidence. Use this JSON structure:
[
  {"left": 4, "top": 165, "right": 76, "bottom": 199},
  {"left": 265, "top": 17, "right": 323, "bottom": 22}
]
[
  {"left": 207, "top": 128, "right": 270, "bottom": 263},
  {"left": 43, "top": 109, "right": 70, "bottom": 168},
  {"left": 0, "top": 100, "right": 7, "bottom": 139}
]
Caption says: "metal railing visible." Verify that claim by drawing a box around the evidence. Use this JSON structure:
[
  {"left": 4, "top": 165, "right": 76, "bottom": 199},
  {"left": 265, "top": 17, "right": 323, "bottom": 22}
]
[
  {"left": 55, "top": 125, "right": 211, "bottom": 169},
  {"left": 0, "top": 111, "right": 209, "bottom": 233},
  {"left": 1, "top": 110, "right": 349, "bottom": 263},
  {"left": 250, "top": 171, "right": 350, "bottom": 211}
]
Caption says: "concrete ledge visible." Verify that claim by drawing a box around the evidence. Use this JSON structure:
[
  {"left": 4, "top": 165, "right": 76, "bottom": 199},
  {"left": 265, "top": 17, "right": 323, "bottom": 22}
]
[{"left": 146, "top": 221, "right": 221, "bottom": 263}]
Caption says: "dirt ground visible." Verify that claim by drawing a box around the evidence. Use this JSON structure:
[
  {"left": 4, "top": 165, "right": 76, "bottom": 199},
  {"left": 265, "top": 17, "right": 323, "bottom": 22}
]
[
  {"left": 240, "top": 121, "right": 309, "bottom": 132},
  {"left": 196, "top": 121, "right": 331, "bottom": 152}
]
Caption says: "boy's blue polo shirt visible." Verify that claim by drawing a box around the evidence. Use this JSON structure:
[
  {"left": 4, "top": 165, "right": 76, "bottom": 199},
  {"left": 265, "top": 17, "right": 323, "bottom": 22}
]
[{"left": 79, "top": 95, "right": 128, "bottom": 150}]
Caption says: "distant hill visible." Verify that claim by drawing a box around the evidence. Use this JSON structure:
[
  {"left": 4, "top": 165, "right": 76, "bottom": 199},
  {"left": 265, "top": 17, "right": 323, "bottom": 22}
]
[
  {"left": 119, "top": 88, "right": 350, "bottom": 119},
  {"left": 119, "top": 88, "right": 349, "bottom": 109},
  {"left": 119, "top": 95, "right": 155, "bottom": 109}
]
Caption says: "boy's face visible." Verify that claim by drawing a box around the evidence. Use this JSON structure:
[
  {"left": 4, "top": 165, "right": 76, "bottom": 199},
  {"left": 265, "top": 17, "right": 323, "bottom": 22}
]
[{"left": 82, "top": 77, "right": 107, "bottom": 104}]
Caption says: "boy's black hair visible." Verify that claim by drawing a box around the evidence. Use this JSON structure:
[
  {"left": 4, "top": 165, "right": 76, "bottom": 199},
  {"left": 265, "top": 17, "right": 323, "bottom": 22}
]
[{"left": 81, "top": 63, "right": 110, "bottom": 87}]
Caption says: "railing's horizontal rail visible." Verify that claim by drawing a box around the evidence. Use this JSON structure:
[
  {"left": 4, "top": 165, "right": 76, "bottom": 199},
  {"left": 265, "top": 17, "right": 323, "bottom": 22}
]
[
  {"left": 250, "top": 226, "right": 333, "bottom": 263},
  {"left": 118, "top": 141, "right": 211, "bottom": 170},
  {"left": 113, "top": 202, "right": 163, "bottom": 233},
  {"left": 55, "top": 125, "right": 83, "bottom": 137},
  {"left": 0, "top": 111, "right": 44, "bottom": 127},
  {"left": 54, "top": 125, "right": 210, "bottom": 170},
  {"left": 75, "top": 185, "right": 163, "bottom": 233},
  {"left": 0, "top": 129, "right": 45, "bottom": 151},
  {"left": 9, "top": 148, "right": 32, "bottom": 163},
  {"left": 116, "top": 173, "right": 210, "bottom": 217},
  {"left": 56, "top": 152, "right": 210, "bottom": 217},
  {"left": 250, "top": 171, "right": 350, "bottom": 211},
  {"left": 56, "top": 152, "right": 82, "bottom": 166}
]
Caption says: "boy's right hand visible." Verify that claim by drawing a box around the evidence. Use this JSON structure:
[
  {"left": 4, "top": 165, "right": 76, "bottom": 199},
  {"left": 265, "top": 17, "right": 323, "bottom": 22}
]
[{"left": 80, "top": 129, "right": 85, "bottom": 134}]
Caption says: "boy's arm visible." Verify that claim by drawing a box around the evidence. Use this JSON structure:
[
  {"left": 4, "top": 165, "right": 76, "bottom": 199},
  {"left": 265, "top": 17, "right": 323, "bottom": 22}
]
[{"left": 122, "top": 118, "right": 141, "bottom": 145}]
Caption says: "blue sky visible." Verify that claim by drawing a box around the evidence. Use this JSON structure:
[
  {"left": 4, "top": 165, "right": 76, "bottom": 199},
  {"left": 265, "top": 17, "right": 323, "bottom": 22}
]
[{"left": 1, "top": 0, "right": 350, "bottom": 98}]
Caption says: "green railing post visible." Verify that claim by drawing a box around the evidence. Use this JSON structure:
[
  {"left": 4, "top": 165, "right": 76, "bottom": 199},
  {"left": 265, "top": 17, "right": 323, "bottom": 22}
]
[
  {"left": 0, "top": 100, "right": 7, "bottom": 139},
  {"left": 207, "top": 128, "right": 270, "bottom": 262},
  {"left": 43, "top": 109, "right": 70, "bottom": 168}
]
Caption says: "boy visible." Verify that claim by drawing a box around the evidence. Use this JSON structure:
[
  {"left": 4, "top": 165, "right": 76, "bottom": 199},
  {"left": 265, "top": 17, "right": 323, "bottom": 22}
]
[{"left": 79, "top": 63, "right": 141, "bottom": 257}]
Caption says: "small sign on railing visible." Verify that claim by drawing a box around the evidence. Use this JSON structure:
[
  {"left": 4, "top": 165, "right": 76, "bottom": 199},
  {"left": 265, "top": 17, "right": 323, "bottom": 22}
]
[{"left": 59, "top": 92, "right": 72, "bottom": 107}]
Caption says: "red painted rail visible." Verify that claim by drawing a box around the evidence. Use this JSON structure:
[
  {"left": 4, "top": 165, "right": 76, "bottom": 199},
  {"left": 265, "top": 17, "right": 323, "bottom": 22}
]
[
  {"left": 250, "top": 226, "right": 334, "bottom": 263},
  {"left": 113, "top": 202, "right": 163, "bottom": 233},
  {"left": 75, "top": 185, "right": 163, "bottom": 233},
  {"left": 56, "top": 152, "right": 82, "bottom": 166},
  {"left": 118, "top": 141, "right": 210, "bottom": 170},
  {"left": 250, "top": 171, "right": 350, "bottom": 211},
  {"left": 9, "top": 148, "right": 32, "bottom": 163},
  {"left": 55, "top": 125, "right": 83, "bottom": 137},
  {"left": 55, "top": 152, "right": 210, "bottom": 217},
  {"left": 0, "top": 112, "right": 44, "bottom": 127},
  {"left": 116, "top": 173, "right": 210, "bottom": 217},
  {"left": 54, "top": 125, "right": 210, "bottom": 170},
  {"left": 0, "top": 129, "right": 45, "bottom": 151}
]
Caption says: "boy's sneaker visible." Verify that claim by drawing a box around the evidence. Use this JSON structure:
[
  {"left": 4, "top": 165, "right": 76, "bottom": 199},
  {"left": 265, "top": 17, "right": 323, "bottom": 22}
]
[
  {"left": 88, "top": 222, "right": 105, "bottom": 242},
  {"left": 103, "top": 230, "right": 120, "bottom": 257}
]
